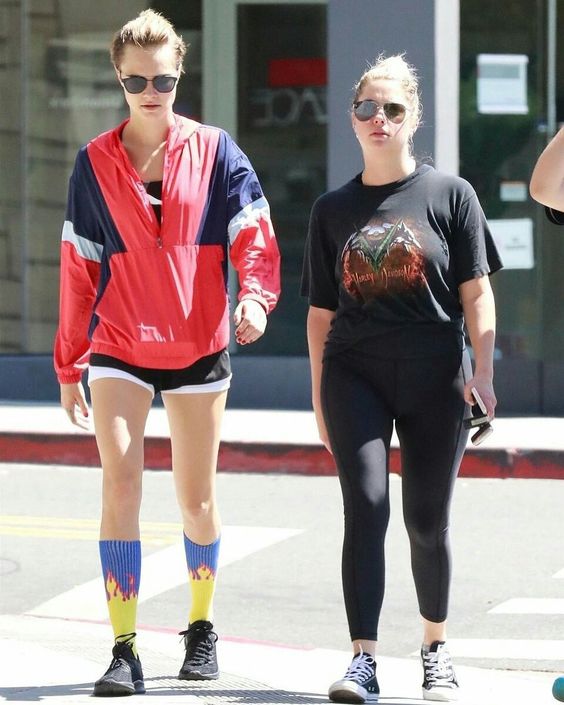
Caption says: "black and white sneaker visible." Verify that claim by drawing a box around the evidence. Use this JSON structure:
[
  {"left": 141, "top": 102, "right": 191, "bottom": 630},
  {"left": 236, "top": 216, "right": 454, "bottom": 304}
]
[
  {"left": 93, "top": 633, "right": 145, "bottom": 697},
  {"left": 328, "top": 651, "right": 379, "bottom": 703},
  {"left": 421, "top": 641, "right": 459, "bottom": 701},
  {"left": 178, "top": 620, "right": 219, "bottom": 680}
]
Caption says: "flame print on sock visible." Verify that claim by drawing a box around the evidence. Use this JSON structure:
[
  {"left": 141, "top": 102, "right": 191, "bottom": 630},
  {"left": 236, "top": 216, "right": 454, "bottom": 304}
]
[
  {"left": 104, "top": 569, "right": 139, "bottom": 602},
  {"left": 189, "top": 563, "right": 216, "bottom": 581},
  {"left": 342, "top": 219, "right": 426, "bottom": 302},
  {"left": 104, "top": 568, "right": 139, "bottom": 638}
]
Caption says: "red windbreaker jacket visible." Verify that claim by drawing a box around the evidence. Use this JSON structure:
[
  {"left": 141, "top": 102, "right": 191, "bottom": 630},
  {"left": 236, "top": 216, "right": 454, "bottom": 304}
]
[{"left": 54, "top": 115, "right": 281, "bottom": 383}]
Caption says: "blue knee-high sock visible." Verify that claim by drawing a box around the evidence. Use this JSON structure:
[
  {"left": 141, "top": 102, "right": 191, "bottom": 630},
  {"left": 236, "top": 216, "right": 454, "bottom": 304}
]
[{"left": 183, "top": 534, "right": 220, "bottom": 624}]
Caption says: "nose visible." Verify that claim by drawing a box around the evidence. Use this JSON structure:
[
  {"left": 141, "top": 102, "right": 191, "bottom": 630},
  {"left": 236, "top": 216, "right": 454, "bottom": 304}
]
[
  {"left": 371, "top": 105, "right": 386, "bottom": 123},
  {"left": 144, "top": 82, "right": 159, "bottom": 96}
]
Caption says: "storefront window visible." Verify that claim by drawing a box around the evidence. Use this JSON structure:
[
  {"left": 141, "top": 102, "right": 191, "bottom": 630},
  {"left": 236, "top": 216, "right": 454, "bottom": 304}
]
[
  {"left": 236, "top": 4, "right": 327, "bottom": 355},
  {"left": 460, "top": 0, "right": 564, "bottom": 364},
  {"left": 0, "top": 0, "right": 24, "bottom": 352}
]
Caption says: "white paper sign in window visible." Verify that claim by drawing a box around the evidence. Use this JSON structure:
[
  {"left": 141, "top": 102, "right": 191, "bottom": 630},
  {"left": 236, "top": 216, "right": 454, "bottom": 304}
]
[
  {"left": 477, "top": 54, "right": 529, "bottom": 115},
  {"left": 489, "top": 218, "right": 534, "bottom": 270}
]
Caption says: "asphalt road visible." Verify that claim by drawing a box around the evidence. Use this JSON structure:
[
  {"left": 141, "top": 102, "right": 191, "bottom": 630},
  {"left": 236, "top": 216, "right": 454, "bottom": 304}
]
[{"left": 1, "top": 462, "right": 563, "bottom": 675}]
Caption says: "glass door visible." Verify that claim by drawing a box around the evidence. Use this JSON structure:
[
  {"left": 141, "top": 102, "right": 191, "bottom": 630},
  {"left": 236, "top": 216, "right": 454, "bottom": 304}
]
[
  {"left": 460, "top": 0, "right": 564, "bottom": 413},
  {"left": 203, "top": 0, "right": 327, "bottom": 356}
]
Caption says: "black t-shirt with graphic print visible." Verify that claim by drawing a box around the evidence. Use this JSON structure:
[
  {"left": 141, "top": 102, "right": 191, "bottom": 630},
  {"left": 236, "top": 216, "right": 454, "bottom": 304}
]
[{"left": 301, "top": 164, "right": 503, "bottom": 359}]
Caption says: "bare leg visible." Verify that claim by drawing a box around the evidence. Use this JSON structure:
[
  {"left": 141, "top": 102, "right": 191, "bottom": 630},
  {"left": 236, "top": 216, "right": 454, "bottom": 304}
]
[
  {"left": 89, "top": 377, "right": 152, "bottom": 675},
  {"left": 90, "top": 378, "right": 153, "bottom": 539},
  {"left": 353, "top": 639, "right": 377, "bottom": 658},
  {"left": 163, "top": 390, "right": 227, "bottom": 543}
]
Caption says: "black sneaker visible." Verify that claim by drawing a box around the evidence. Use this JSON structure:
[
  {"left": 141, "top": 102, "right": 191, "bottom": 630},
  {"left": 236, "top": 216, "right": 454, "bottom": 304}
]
[
  {"left": 178, "top": 620, "right": 219, "bottom": 680},
  {"left": 421, "top": 641, "right": 459, "bottom": 702},
  {"left": 328, "top": 651, "right": 379, "bottom": 703},
  {"left": 93, "top": 633, "right": 145, "bottom": 697}
]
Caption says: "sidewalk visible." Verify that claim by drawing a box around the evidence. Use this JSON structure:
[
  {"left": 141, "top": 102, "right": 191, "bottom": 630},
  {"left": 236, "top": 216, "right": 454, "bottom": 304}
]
[
  {"left": 0, "top": 614, "right": 559, "bottom": 704},
  {"left": 0, "top": 402, "right": 563, "bottom": 478}
]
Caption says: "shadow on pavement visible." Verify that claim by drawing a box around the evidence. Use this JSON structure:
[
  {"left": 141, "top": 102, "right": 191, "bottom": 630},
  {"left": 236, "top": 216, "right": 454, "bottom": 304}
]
[{"left": 0, "top": 679, "right": 329, "bottom": 703}]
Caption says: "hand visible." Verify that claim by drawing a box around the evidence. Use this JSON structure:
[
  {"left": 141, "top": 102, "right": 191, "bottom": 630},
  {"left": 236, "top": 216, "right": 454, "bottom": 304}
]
[
  {"left": 464, "top": 375, "right": 497, "bottom": 419},
  {"left": 233, "top": 299, "right": 267, "bottom": 345},
  {"left": 60, "top": 382, "right": 90, "bottom": 429}
]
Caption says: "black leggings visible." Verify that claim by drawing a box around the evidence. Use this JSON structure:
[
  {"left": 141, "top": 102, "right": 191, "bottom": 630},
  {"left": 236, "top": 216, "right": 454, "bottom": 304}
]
[{"left": 321, "top": 348, "right": 471, "bottom": 641}]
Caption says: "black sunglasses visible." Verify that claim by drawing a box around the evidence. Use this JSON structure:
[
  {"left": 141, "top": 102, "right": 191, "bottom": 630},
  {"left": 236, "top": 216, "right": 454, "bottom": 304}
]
[
  {"left": 353, "top": 100, "right": 408, "bottom": 124},
  {"left": 119, "top": 72, "right": 178, "bottom": 94}
]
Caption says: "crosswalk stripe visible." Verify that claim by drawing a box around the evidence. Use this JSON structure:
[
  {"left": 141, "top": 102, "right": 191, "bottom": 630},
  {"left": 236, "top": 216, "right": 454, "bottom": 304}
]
[
  {"left": 489, "top": 598, "right": 564, "bottom": 615},
  {"left": 444, "top": 639, "right": 564, "bottom": 661},
  {"left": 27, "top": 525, "right": 302, "bottom": 621},
  {"left": 0, "top": 515, "right": 182, "bottom": 530},
  {"left": 0, "top": 526, "right": 180, "bottom": 545},
  {"left": 0, "top": 515, "right": 183, "bottom": 546}
]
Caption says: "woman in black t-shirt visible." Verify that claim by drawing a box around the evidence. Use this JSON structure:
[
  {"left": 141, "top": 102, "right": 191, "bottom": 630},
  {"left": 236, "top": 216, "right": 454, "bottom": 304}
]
[{"left": 302, "top": 55, "right": 502, "bottom": 703}]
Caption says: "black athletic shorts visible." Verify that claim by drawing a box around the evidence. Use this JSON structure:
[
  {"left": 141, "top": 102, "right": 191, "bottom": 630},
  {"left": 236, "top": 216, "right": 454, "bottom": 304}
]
[{"left": 88, "top": 350, "right": 231, "bottom": 397}]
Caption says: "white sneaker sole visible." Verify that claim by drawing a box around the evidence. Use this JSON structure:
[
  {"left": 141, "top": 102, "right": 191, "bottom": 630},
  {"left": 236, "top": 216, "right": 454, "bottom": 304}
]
[
  {"left": 423, "top": 685, "right": 459, "bottom": 702},
  {"left": 329, "top": 679, "right": 379, "bottom": 703}
]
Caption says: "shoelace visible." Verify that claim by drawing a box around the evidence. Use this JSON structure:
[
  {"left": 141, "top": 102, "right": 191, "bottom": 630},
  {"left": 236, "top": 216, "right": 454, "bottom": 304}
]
[
  {"left": 343, "top": 650, "right": 375, "bottom": 681},
  {"left": 179, "top": 626, "right": 217, "bottom": 666},
  {"left": 106, "top": 633, "right": 137, "bottom": 672},
  {"left": 422, "top": 648, "right": 453, "bottom": 683}
]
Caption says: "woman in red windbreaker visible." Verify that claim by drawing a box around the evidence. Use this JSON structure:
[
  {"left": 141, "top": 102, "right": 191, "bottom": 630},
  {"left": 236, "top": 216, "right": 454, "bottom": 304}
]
[{"left": 54, "top": 9, "right": 280, "bottom": 697}]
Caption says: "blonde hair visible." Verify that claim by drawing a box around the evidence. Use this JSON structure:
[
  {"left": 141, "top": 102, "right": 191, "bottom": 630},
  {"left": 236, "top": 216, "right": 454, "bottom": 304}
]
[
  {"left": 110, "top": 9, "right": 187, "bottom": 72},
  {"left": 353, "top": 54, "right": 421, "bottom": 132}
]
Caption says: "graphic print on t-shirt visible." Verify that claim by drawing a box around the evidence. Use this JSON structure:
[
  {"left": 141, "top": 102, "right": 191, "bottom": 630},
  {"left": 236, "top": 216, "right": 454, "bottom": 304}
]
[{"left": 341, "top": 218, "right": 426, "bottom": 302}]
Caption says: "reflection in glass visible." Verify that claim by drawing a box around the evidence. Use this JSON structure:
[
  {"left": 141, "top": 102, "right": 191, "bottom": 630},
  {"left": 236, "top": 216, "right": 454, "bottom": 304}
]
[{"left": 237, "top": 4, "right": 327, "bottom": 355}]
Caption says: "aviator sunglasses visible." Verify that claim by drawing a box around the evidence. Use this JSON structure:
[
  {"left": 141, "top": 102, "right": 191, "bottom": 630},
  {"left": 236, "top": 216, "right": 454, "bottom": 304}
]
[
  {"left": 119, "top": 72, "right": 179, "bottom": 94},
  {"left": 353, "top": 99, "right": 408, "bottom": 124}
]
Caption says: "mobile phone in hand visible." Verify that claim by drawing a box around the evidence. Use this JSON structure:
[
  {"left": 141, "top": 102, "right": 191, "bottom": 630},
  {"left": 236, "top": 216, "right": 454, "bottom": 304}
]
[
  {"left": 464, "top": 387, "right": 493, "bottom": 445},
  {"left": 463, "top": 387, "right": 490, "bottom": 429},
  {"left": 470, "top": 422, "right": 493, "bottom": 445}
]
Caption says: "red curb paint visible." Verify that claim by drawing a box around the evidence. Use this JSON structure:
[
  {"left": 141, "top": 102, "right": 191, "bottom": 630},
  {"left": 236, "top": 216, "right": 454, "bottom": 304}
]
[{"left": 1, "top": 433, "right": 563, "bottom": 480}]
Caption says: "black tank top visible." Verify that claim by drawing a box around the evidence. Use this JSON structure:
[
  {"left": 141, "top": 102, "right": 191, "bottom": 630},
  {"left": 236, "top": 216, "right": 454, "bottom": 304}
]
[{"left": 144, "top": 180, "right": 163, "bottom": 223}]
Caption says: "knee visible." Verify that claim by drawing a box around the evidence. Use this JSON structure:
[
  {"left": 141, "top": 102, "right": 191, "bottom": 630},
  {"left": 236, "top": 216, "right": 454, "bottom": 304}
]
[
  {"left": 179, "top": 498, "right": 215, "bottom": 524},
  {"left": 405, "top": 513, "right": 448, "bottom": 550},
  {"left": 342, "top": 482, "right": 389, "bottom": 524},
  {"left": 103, "top": 465, "right": 142, "bottom": 510}
]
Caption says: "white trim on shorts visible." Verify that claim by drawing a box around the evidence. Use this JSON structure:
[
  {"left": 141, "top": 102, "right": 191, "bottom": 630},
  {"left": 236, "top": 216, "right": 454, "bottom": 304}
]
[
  {"left": 163, "top": 375, "right": 232, "bottom": 395},
  {"left": 88, "top": 366, "right": 231, "bottom": 397}
]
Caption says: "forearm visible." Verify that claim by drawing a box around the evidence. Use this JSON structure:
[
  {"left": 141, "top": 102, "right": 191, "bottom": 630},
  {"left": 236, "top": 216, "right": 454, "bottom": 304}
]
[
  {"left": 530, "top": 127, "right": 564, "bottom": 210},
  {"left": 462, "top": 285, "right": 496, "bottom": 378}
]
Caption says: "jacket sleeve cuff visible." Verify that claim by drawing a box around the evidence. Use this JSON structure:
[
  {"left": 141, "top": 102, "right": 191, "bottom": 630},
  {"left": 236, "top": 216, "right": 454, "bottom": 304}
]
[
  {"left": 57, "top": 371, "right": 84, "bottom": 385},
  {"left": 239, "top": 294, "right": 269, "bottom": 314}
]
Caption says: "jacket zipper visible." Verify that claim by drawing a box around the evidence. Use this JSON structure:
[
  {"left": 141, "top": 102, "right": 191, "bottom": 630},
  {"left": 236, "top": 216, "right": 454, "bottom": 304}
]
[{"left": 157, "top": 184, "right": 164, "bottom": 248}]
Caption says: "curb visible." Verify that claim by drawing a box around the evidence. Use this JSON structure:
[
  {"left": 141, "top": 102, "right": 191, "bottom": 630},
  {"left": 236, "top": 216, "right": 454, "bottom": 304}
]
[{"left": 1, "top": 432, "right": 563, "bottom": 479}]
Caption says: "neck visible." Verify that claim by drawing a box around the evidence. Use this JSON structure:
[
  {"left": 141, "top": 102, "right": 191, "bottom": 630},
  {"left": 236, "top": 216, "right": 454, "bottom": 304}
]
[
  {"left": 125, "top": 112, "right": 176, "bottom": 146},
  {"left": 361, "top": 151, "right": 416, "bottom": 186}
]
